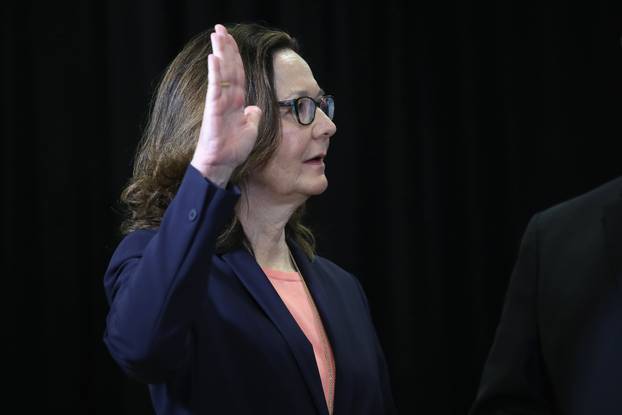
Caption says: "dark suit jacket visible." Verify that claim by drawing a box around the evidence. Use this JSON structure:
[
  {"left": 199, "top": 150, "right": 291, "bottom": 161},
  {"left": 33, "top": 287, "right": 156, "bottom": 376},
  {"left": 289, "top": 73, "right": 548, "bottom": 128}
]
[
  {"left": 103, "top": 165, "right": 396, "bottom": 415},
  {"left": 470, "top": 177, "right": 622, "bottom": 415}
]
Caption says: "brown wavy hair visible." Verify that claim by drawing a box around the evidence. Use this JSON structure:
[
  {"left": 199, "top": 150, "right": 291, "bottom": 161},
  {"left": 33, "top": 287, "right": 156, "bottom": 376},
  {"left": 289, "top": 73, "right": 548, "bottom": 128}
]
[{"left": 119, "top": 23, "right": 316, "bottom": 258}]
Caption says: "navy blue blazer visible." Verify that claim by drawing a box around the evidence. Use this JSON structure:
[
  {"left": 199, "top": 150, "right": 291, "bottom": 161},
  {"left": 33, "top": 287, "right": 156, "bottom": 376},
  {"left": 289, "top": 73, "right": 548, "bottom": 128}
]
[{"left": 103, "top": 165, "right": 396, "bottom": 415}]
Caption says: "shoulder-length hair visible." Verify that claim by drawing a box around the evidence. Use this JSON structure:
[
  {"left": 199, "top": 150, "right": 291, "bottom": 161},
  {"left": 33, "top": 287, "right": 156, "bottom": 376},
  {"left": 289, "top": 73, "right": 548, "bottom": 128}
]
[{"left": 119, "top": 23, "right": 316, "bottom": 258}]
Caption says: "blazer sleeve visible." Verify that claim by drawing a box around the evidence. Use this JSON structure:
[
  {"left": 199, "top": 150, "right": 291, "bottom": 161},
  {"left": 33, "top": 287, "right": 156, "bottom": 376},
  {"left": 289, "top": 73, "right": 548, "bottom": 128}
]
[
  {"left": 103, "top": 164, "right": 240, "bottom": 383},
  {"left": 469, "top": 214, "right": 554, "bottom": 415}
]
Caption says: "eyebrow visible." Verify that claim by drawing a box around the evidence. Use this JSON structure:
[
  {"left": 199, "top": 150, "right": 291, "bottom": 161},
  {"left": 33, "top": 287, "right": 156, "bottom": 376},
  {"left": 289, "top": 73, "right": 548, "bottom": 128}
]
[{"left": 283, "top": 88, "right": 325, "bottom": 100}]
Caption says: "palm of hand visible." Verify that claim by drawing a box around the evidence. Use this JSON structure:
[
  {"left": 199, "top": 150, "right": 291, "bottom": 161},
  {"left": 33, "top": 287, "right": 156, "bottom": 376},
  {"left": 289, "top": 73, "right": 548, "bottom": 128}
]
[{"left": 192, "top": 25, "right": 262, "bottom": 181}]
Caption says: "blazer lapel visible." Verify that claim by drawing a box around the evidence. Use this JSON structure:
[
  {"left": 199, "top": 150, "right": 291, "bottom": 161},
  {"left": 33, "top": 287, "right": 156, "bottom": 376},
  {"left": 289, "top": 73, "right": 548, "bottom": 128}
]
[
  {"left": 222, "top": 247, "right": 329, "bottom": 415},
  {"left": 602, "top": 190, "right": 622, "bottom": 293}
]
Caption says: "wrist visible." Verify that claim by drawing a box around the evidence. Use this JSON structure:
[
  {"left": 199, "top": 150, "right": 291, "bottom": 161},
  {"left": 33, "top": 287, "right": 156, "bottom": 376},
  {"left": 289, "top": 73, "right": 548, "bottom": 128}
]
[{"left": 190, "top": 159, "right": 235, "bottom": 188}]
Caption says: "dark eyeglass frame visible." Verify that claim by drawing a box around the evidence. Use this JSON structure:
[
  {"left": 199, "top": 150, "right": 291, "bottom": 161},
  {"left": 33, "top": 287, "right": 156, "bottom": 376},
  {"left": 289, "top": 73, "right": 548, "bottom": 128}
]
[{"left": 277, "top": 94, "right": 335, "bottom": 126}]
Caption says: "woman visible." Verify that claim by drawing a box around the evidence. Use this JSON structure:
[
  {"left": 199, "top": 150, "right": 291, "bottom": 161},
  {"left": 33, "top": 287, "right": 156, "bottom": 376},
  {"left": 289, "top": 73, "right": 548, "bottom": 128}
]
[{"left": 104, "top": 23, "right": 396, "bottom": 414}]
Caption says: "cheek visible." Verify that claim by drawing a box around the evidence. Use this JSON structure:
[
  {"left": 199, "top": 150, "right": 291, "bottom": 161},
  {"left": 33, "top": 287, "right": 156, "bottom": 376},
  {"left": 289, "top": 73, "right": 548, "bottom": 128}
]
[
  {"left": 254, "top": 127, "right": 312, "bottom": 190},
  {"left": 273, "top": 131, "right": 307, "bottom": 171},
  {"left": 274, "top": 155, "right": 302, "bottom": 182},
  {"left": 260, "top": 146, "right": 303, "bottom": 188}
]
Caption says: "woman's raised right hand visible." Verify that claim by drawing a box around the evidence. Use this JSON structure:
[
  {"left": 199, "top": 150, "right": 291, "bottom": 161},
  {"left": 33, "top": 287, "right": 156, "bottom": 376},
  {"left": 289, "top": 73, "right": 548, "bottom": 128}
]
[{"left": 191, "top": 24, "right": 262, "bottom": 187}]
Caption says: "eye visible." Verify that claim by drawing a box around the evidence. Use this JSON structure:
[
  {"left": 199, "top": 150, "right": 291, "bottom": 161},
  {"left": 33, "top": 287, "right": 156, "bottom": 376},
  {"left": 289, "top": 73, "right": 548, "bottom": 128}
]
[{"left": 279, "top": 102, "right": 293, "bottom": 114}]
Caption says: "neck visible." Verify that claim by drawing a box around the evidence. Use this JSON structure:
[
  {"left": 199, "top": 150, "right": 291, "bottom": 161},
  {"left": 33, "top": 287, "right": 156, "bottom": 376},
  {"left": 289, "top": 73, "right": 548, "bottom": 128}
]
[{"left": 237, "top": 184, "right": 304, "bottom": 272}]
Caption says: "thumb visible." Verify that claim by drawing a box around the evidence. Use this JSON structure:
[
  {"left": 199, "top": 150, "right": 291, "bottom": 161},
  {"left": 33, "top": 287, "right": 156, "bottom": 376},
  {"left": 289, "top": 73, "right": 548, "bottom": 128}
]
[{"left": 244, "top": 105, "right": 262, "bottom": 130}]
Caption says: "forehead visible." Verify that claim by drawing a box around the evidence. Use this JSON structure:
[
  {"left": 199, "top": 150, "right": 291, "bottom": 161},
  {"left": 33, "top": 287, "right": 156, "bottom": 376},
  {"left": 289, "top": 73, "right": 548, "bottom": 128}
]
[{"left": 273, "top": 49, "right": 321, "bottom": 99}]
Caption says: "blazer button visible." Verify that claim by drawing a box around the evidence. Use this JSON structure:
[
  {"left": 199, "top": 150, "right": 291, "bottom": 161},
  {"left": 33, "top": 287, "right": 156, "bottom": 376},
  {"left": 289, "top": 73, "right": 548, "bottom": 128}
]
[{"left": 188, "top": 208, "right": 197, "bottom": 221}]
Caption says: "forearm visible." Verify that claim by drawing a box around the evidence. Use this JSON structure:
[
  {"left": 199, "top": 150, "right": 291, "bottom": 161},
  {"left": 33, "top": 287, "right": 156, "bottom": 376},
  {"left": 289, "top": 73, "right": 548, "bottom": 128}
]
[{"left": 104, "top": 164, "right": 239, "bottom": 381}]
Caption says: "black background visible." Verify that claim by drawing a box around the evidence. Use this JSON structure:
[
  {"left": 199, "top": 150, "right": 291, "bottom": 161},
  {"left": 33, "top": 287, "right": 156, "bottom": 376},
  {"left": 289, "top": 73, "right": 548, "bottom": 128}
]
[{"left": 2, "top": 0, "right": 621, "bottom": 413}]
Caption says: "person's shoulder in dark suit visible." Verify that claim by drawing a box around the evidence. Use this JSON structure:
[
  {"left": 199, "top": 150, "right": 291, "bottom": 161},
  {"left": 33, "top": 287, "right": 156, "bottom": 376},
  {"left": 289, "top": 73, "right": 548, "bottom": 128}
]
[
  {"left": 538, "top": 176, "right": 622, "bottom": 234},
  {"left": 470, "top": 175, "right": 622, "bottom": 415}
]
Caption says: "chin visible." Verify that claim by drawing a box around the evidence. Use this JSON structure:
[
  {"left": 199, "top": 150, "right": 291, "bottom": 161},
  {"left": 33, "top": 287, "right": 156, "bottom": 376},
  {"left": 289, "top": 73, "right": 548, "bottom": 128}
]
[{"left": 304, "top": 176, "right": 329, "bottom": 196}]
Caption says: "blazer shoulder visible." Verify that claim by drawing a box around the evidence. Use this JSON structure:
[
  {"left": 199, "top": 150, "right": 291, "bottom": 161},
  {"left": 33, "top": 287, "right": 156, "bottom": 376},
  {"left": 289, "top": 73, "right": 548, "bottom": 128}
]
[
  {"left": 313, "top": 255, "right": 358, "bottom": 282},
  {"left": 103, "top": 229, "right": 158, "bottom": 300},
  {"left": 537, "top": 176, "right": 622, "bottom": 229},
  {"left": 110, "top": 229, "right": 158, "bottom": 264},
  {"left": 311, "top": 255, "right": 370, "bottom": 300}
]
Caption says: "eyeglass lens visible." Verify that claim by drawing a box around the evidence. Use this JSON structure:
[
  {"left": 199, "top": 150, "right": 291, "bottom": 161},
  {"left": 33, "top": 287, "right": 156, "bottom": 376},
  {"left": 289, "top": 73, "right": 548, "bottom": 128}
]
[{"left": 296, "top": 96, "right": 334, "bottom": 124}]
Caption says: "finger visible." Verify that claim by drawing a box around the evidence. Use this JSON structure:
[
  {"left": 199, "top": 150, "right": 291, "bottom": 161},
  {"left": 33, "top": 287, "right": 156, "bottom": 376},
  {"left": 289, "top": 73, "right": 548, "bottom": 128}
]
[
  {"left": 212, "top": 35, "right": 236, "bottom": 96},
  {"left": 213, "top": 26, "right": 245, "bottom": 91},
  {"left": 222, "top": 35, "right": 240, "bottom": 88},
  {"left": 207, "top": 53, "right": 222, "bottom": 102},
  {"left": 231, "top": 36, "right": 246, "bottom": 87},
  {"left": 217, "top": 33, "right": 245, "bottom": 90},
  {"left": 213, "top": 27, "right": 236, "bottom": 85},
  {"left": 211, "top": 31, "right": 226, "bottom": 60},
  {"left": 215, "top": 23, "right": 227, "bottom": 35},
  {"left": 212, "top": 26, "right": 244, "bottom": 103},
  {"left": 211, "top": 30, "right": 231, "bottom": 77},
  {"left": 219, "top": 30, "right": 243, "bottom": 87}
]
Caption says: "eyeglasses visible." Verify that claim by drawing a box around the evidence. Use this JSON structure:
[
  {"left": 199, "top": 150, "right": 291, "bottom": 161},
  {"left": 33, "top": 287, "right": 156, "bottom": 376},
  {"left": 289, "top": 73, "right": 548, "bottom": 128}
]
[{"left": 277, "top": 95, "right": 335, "bottom": 126}]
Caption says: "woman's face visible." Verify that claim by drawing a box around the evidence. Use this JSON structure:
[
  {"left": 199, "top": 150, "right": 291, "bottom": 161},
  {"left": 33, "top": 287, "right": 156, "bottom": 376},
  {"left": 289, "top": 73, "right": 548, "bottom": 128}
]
[{"left": 248, "top": 49, "right": 337, "bottom": 203}]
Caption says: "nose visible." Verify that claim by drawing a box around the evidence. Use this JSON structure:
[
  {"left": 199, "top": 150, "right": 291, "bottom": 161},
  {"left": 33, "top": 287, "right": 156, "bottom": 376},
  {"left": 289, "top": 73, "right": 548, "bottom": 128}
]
[{"left": 312, "top": 107, "right": 337, "bottom": 139}]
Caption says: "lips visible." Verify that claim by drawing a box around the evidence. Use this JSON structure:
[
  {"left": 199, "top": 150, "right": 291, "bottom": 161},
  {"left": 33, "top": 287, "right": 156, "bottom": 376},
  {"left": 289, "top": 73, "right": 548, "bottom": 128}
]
[{"left": 304, "top": 153, "right": 326, "bottom": 163}]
